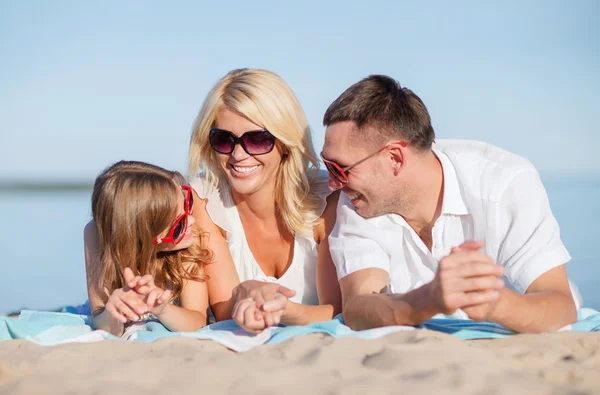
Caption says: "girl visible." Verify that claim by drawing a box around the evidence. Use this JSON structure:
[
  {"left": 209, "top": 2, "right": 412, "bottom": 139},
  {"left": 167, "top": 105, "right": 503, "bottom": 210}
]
[{"left": 85, "top": 160, "right": 212, "bottom": 337}]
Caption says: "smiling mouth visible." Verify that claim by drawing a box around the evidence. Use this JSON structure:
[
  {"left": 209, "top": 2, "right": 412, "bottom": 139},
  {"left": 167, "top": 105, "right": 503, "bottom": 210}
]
[
  {"left": 230, "top": 164, "right": 259, "bottom": 174},
  {"left": 346, "top": 191, "right": 363, "bottom": 201}
]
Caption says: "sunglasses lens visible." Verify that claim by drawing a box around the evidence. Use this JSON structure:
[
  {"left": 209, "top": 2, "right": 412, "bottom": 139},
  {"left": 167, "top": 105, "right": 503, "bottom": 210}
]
[
  {"left": 209, "top": 130, "right": 234, "bottom": 154},
  {"left": 188, "top": 189, "right": 194, "bottom": 214},
  {"left": 172, "top": 215, "right": 187, "bottom": 243},
  {"left": 242, "top": 131, "right": 275, "bottom": 155},
  {"left": 324, "top": 161, "right": 346, "bottom": 183}
]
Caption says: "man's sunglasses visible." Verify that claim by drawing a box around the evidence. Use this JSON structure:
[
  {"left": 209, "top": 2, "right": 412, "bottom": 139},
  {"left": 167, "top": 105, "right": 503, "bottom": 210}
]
[
  {"left": 154, "top": 185, "right": 194, "bottom": 245},
  {"left": 321, "top": 141, "right": 407, "bottom": 185},
  {"left": 209, "top": 128, "right": 276, "bottom": 156}
]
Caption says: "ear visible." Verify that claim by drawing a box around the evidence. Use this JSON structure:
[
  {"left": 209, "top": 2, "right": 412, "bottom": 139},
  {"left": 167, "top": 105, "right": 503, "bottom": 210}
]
[{"left": 387, "top": 142, "right": 406, "bottom": 175}]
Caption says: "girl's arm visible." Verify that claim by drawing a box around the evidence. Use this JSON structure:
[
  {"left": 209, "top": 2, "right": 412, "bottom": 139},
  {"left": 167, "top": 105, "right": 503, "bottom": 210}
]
[
  {"left": 150, "top": 276, "right": 209, "bottom": 332},
  {"left": 84, "top": 222, "right": 148, "bottom": 336}
]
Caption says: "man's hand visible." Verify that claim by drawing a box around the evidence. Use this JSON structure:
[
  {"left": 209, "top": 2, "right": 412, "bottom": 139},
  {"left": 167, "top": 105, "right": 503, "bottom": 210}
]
[
  {"left": 428, "top": 240, "right": 505, "bottom": 316},
  {"left": 451, "top": 241, "right": 503, "bottom": 320}
]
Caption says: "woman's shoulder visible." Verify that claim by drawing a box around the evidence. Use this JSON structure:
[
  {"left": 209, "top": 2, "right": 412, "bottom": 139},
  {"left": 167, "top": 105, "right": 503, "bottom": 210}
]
[
  {"left": 190, "top": 173, "right": 233, "bottom": 233},
  {"left": 308, "top": 168, "right": 332, "bottom": 217}
]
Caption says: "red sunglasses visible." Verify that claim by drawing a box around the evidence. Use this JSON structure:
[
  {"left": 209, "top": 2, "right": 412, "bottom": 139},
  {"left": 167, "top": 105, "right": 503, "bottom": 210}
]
[
  {"left": 154, "top": 185, "right": 194, "bottom": 245},
  {"left": 321, "top": 141, "right": 407, "bottom": 185}
]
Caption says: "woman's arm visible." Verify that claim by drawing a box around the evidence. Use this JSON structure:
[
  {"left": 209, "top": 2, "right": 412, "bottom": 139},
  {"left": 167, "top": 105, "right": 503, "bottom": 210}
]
[
  {"left": 279, "top": 191, "right": 343, "bottom": 325},
  {"left": 191, "top": 192, "right": 241, "bottom": 321}
]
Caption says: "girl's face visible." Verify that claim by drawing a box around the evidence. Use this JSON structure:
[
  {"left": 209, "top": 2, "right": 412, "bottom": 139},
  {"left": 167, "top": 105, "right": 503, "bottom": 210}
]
[
  {"left": 156, "top": 188, "right": 195, "bottom": 252},
  {"left": 212, "top": 108, "right": 284, "bottom": 198}
]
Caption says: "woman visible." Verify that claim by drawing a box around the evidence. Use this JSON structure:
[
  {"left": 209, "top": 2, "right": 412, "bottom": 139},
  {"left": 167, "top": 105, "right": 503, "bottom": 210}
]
[
  {"left": 190, "top": 68, "right": 341, "bottom": 331},
  {"left": 85, "top": 161, "right": 212, "bottom": 337}
]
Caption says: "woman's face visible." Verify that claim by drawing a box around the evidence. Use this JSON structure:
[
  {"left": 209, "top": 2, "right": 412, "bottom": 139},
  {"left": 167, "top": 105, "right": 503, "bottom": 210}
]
[
  {"left": 156, "top": 189, "right": 195, "bottom": 252},
  {"left": 213, "top": 108, "right": 283, "bottom": 198}
]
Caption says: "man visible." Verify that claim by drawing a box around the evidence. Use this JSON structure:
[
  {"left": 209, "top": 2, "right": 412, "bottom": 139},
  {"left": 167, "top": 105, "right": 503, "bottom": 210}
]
[{"left": 321, "top": 74, "right": 580, "bottom": 333}]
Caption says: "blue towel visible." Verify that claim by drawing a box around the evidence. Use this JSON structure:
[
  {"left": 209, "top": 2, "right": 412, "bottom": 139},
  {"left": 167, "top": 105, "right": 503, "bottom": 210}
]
[{"left": 2, "top": 307, "right": 599, "bottom": 350}]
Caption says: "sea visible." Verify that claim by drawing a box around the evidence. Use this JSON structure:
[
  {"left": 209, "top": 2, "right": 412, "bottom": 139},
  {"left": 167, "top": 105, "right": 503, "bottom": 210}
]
[{"left": 0, "top": 176, "right": 598, "bottom": 314}]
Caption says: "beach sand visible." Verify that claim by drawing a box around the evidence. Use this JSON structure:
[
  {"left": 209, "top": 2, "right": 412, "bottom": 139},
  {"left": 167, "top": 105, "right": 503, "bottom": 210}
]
[{"left": 1, "top": 330, "right": 599, "bottom": 394}]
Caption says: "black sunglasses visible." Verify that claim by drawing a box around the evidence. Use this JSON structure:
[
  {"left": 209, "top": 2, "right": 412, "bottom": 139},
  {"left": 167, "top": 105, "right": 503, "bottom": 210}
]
[{"left": 209, "top": 128, "right": 276, "bottom": 156}]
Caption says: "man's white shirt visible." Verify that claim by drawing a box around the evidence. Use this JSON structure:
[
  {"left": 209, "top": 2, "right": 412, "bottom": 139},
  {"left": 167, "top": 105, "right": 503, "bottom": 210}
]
[{"left": 329, "top": 140, "right": 581, "bottom": 318}]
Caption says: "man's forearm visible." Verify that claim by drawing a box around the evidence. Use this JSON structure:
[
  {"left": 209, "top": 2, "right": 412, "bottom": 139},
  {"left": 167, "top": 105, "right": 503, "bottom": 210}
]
[
  {"left": 490, "top": 288, "right": 577, "bottom": 333},
  {"left": 343, "top": 285, "right": 439, "bottom": 330}
]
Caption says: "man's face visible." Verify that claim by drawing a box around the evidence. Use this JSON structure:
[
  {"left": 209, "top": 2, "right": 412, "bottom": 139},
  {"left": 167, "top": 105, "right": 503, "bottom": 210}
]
[{"left": 322, "top": 121, "right": 399, "bottom": 218}]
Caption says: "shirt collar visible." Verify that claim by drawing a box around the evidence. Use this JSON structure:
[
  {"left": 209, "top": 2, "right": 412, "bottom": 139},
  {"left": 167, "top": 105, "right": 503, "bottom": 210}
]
[{"left": 434, "top": 148, "right": 469, "bottom": 216}]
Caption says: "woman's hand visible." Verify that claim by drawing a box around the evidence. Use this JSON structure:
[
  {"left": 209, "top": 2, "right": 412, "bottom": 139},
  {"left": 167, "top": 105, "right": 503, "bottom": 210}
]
[{"left": 231, "top": 280, "right": 296, "bottom": 332}]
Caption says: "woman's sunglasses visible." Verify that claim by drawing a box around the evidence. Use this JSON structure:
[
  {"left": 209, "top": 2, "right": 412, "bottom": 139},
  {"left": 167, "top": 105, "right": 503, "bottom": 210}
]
[
  {"left": 209, "top": 128, "right": 276, "bottom": 156},
  {"left": 154, "top": 185, "right": 194, "bottom": 245}
]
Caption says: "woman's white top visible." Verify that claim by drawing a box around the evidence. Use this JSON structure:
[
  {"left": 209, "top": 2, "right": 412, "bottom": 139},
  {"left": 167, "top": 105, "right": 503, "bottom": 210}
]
[{"left": 191, "top": 171, "right": 329, "bottom": 305}]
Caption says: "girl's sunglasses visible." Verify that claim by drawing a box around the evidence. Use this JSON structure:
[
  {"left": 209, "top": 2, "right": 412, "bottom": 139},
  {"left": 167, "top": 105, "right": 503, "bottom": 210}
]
[
  {"left": 209, "top": 128, "right": 276, "bottom": 156},
  {"left": 154, "top": 185, "right": 194, "bottom": 245}
]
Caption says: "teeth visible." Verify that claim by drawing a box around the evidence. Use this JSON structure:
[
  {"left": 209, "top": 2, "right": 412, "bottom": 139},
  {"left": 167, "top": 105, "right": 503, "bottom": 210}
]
[
  {"left": 347, "top": 192, "right": 362, "bottom": 200},
  {"left": 233, "top": 165, "right": 259, "bottom": 173}
]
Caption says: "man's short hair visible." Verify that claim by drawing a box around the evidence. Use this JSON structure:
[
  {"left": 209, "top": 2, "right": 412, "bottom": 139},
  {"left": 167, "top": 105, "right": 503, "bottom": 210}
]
[{"left": 323, "top": 75, "right": 435, "bottom": 151}]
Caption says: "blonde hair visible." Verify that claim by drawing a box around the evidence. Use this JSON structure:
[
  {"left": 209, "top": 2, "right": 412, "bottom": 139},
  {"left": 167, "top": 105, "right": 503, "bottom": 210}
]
[
  {"left": 189, "top": 68, "right": 326, "bottom": 235},
  {"left": 90, "top": 161, "right": 212, "bottom": 311}
]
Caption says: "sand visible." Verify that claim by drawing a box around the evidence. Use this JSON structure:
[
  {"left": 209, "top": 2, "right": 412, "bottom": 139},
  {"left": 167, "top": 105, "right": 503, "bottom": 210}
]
[{"left": 1, "top": 330, "right": 599, "bottom": 394}]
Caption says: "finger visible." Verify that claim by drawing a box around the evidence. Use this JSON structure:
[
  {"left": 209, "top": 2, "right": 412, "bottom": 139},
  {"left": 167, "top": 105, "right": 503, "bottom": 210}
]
[
  {"left": 443, "top": 250, "right": 495, "bottom": 268},
  {"left": 105, "top": 303, "right": 128, "bottom": 324},
  {"left": 458, "top": 240, "right": 484, "bottom": 250},
  {"left": 113, "top": 299, "right": 140, "bottom": 321},
  {"left": 252, "top": 292, "right": 266, "bottom": 310},
  {"left": 262, "top": 293, "right": 287, "bottom": 313},
  {"left": 135, "top": 284, "right": 154, "bottom": 295},
  {"left": 244, "top": 302, "right": 263, "bottom": 331},
  {"left": 146, "top": 288, "right": 162, "bottom": 308},
  {"left": 459, "top": 289, "right": 501, "bottom": 307},
  {"left": 122, "top": 292, "right": 149, "bottom": 315},
  {"left": 157, "top": 289, "right": 171, "bottom": 305},
  {"left": 263, "top": 311, "right": 275, "bottom": 327},
  {"left": 132, "top": 276, "right": 142, "bottom": 288},
  {"left": 274, "top": 285, "right": 297, "bottom": 298},
  {"left": 123, "top": 267, "right": 136, "bottom": 288},
  {"left": 233, "top": 299, "right": 254, "bottom": 325},
  {"left": 272, "top": 310, "right": 282, "bottom": 325},
  {"left": 136, "top": 275, "right": 154, "bottom": 290},
  {"left": 457, "top": 262, "right": 504, "bottom": 278},
  {"left": 456, "top": 275, "right": 505, "bottom": 292}
]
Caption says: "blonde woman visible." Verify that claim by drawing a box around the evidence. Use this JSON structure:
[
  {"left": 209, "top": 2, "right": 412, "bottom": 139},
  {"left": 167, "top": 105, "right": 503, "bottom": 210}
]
[
  {"left": 191, "top": 68, "right": 341, "bottom": 331},
  {"left": 85, "top": 161, "right": 213, "bottom": 337}
]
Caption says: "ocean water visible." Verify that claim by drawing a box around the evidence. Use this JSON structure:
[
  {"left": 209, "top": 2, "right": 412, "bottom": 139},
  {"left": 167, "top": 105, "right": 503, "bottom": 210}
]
[{"left": 0, "top": 177, "right": 598, "bottom": 314}]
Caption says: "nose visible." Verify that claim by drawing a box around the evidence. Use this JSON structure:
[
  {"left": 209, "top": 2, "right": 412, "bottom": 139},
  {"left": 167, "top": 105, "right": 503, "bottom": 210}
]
[
  {"left": 327, "top": 173, "right": 344, "bottom": 191},
  {"left": 231, "top": 142, "right": 249, "bottom": 161}
]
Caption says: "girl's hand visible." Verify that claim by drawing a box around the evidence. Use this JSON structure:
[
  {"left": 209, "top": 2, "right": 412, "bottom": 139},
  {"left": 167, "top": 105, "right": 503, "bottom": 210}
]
[
  {"left": 145, "top": 287, "right": 172, "bottom": 317},
  {"left": 121, "top": 267, "right": 171, "bottom": 317},
  {"left": 104, "top": 287, "right": 149, "bottom": 324}
]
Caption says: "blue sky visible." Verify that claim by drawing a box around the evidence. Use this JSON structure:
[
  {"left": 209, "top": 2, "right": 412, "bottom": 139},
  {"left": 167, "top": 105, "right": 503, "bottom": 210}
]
[{"left": 1, "top": 1, "right": 598, "bottom": 181}]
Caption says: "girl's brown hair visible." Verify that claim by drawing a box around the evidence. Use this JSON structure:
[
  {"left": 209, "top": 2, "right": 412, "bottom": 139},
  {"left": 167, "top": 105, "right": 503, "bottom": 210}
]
[{"left": 90, "top": 160, "right": 212, "bottom": 310}]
